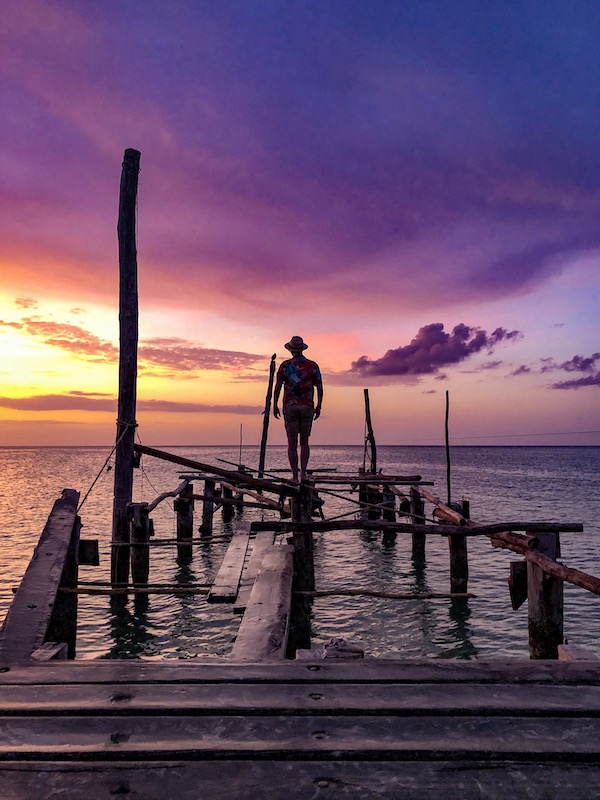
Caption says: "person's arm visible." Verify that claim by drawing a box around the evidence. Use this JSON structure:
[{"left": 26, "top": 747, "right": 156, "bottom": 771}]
[
  {"left": 313, "top": 380, "right": 323, "bottom": 419},
  {"left": 273, "top": 377, "right": 283, "bottom": 419}
]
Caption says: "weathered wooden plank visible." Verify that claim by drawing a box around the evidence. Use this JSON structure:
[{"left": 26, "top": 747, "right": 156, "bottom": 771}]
[
  {"left": 1, "top": 760, "right": 599, "bottom": 800},
  {"left": 3, "top": 681, "right": 600, "bottom": 715},
  {"left": 2, "top": 659, "right": 600, "bottom": 686},
  {"left": 207, "top": 523, "right": 252, "bottom": 603},
  {"left": 0, "top": 489, "right": 80, "bottom": 663},
  {"left": 234, "top": 532, "right": 276, "bottom": 614},
  {"left": 2, "top": 714, "right": 600, "bottom": 758},
  {"left": 231, "top": 546, "right": 293, "bottom": 661}
]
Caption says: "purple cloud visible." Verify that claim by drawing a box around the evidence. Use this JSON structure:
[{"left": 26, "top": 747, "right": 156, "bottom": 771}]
[
  {"left": 350, "top": 323, "right": 521, "bottom": 377},
  {"left": 552, "top": 374, "right": 600, "bottom": 390},
  {"left": 511, "top": 365, "right": 531, "bottom": 376}
]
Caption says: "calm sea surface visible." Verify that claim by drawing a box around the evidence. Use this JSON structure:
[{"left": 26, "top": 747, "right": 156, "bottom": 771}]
[{"left": 1, "top": 445, "right": 599, "bottom": 661}]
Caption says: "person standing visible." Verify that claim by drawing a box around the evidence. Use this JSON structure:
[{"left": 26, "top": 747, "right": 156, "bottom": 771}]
[{"left": 273, "top": 335, "right": 323, "bottom": 483}]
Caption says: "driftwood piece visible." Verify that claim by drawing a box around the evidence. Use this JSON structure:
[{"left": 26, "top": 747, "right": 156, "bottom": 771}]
[
  {"left": 490, "top": 531, "right": 600, "bottom": 596},
  {"left": 415, "top": 486, "right": 467, "bottom": 526}
]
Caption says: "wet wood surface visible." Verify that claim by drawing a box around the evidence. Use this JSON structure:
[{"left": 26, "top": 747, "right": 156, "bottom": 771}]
[
  {"left": 0, "top": 489, "right": 79, "bottom": 662},
  {"left": 0, "top": 658, "right": 600, "bottom": 798},
  {"left": 207, "top": 522, "right": 251, "bottom": 603}
]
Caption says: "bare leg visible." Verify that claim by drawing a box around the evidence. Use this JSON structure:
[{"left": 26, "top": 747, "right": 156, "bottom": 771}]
[
  {"left": 287, "top": 432, "right": 299, "bottom": 483},
  {"left": 300, "top": 433, "right": 310, "bottom": 482}
]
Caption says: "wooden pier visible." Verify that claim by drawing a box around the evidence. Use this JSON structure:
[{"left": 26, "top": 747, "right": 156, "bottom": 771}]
[
  {"left": 2, "top": 658, "right": 600, "bottom": 798},
  {"left": 2, "top": 150, "right": 599, "bottom": 796},
  {"left": 2, "top": 456, "right": 600, "bottom": 797}
]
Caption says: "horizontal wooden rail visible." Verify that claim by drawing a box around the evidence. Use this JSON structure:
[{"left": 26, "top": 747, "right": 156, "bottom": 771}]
[{"left": 249, "top": 520, "right": 583, "bottom": 535}]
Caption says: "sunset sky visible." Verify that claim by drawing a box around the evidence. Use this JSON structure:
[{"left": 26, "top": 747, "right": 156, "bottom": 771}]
[{"left": 1, "top": 0, "right": 599, "bottom": 448}]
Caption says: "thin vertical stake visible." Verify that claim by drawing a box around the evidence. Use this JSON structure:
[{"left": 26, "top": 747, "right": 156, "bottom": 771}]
[{"left": 445, "top": 389, "right": 451, "bottom": 506}]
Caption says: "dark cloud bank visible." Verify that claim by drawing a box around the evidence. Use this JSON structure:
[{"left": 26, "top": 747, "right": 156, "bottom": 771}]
[{"left": 351, "top": 323, "right": 521, "bottom": 377}]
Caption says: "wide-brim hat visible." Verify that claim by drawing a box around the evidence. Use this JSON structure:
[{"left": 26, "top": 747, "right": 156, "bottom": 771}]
[{"left": 285, "top": 335, "right": 308, "bottom": 351}]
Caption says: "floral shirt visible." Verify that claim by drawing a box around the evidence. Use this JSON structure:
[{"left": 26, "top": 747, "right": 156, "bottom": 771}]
[{"left": 277, "top": 355, "right": 322, "bottom": 407}]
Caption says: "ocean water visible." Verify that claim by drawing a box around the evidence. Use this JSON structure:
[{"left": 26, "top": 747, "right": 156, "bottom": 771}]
[{"left": 1, "top": 444, "right": 599, "bottom": 661}]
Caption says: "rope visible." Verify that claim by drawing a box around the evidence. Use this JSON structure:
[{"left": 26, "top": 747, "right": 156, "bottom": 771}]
[{"left": 77, "top": 421, "right": 136, "bottom": 512}]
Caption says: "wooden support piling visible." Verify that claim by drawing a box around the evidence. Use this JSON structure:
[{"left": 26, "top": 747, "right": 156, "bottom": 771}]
[
  {"left": 130, "top": 503, "right": 150, "bottom": 587},
  {"left": 528, "top": 532, "right": 563, "bottom": 659},
  {"left": 200, "top": 479, "right": 217, "bottom": 537},
  {"left": 448, "top": 530, "right": 469, "bottom": 594},
  {"left": 174, "top": 482, "right": 195, "bottom": 562},
  {"left": 288, "top": 484, "right": 315, "bottom": 655},
  {"left": 111, "top": 147, "right": 141, "bottom": 588},
  {"left": 221, "top": 484, "right": 235, "bottom": 522},
  {"left": 410, "top": 487, "right": 426, "bottom": 560}
]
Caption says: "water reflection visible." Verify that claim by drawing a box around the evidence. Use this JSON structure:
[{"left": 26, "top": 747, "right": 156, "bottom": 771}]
[
  {"left": 103, "top": 594, "right": 157, "bottom": 659},
  {"left": 444, "top": 598, "right": 477, "bottom": 659}
]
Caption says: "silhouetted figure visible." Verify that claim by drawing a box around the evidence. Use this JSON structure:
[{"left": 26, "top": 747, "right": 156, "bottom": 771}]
[{"left": 273, "top": 335, "right": 323, "bottom": 483}]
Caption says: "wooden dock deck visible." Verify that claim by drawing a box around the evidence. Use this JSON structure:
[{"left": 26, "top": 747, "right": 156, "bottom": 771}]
[{"left": 2, "top": 657, "right": 600, "bottom": 798}]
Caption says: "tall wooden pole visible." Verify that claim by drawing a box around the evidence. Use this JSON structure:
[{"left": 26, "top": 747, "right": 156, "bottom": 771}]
[
  {"left": 258, "top": 354, "right": 277, "bottom": 479},
  {"left": 111, "top": 148, "right": 141, "bottom": 587},
  {"left": 445, "top": 389, "right": 451, "bottom": 505}
]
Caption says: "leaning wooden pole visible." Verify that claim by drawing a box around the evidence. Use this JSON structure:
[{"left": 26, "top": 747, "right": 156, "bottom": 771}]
[
  {"left": 364, "top": 388, "right": 377, "bottom": 473},
  {"left": 111, "top": 148, "right": 141, "bottom": 587},
  {"left": 258, "top": 354, "right": 277, "bottom": 479}
]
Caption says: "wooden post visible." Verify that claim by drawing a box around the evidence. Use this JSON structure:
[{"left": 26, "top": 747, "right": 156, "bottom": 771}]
[
  {"left": 130, "top": 503, "right": 150, "bottom": 587},
  {"left": 258, "top": 354, "right": 277, "bottom": 479},
  {"left": 112, "top": 147, "right": 141, "bottom": 588},
  {"left": 288, "top": 484, "right": 314, "bottom": 655},
  {"left": 528, "top": 532, "right": 563, "bottom": 659},
  {"left": 410, "top": 486, "right": 426, "bottom": 560},
  {"left": 448, "top": 531, "right": 469, "bottom": 594},
  {"left": 46, "top": 517, "right": 81, "bottom": 659},
  {"left": 174, "top": 482, "right": 194, "bottom": 562},
  {"left": 221, "top": 484, "right": 235, "bottom": 522},
  {"left": 200, "top": 479, "right": 216, "bottom": 537}
]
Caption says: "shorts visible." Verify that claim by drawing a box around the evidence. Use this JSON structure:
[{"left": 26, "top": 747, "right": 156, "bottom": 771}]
[{"left": 283, "top": 404, "right": 314, "bottom": 438}]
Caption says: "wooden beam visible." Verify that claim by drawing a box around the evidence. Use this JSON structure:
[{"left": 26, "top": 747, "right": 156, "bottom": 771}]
[
  {"left": 207, "top": 523, "right": 252, "bottom": 603},
  {"left": 234, "top": 532, "right": 276, "bottom": 614},
  {"left": 231, "top": 545, "right": 293, "bottom": 661},
  {"left": 0, "top": 489, "right": 80, "bottom": 663},
  {"left": 134, "top": 444, "right": 297, "bottom": 496}
]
